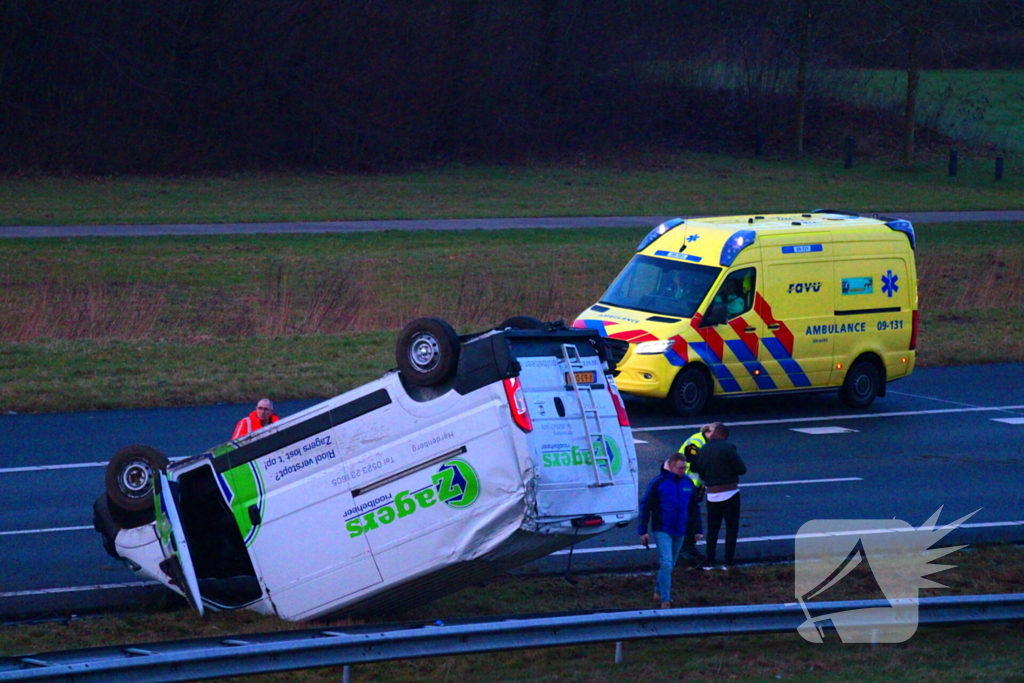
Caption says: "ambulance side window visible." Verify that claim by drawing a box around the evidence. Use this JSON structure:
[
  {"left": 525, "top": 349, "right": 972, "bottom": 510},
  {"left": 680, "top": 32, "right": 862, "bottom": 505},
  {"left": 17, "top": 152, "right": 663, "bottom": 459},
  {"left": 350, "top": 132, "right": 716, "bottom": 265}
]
[{"left": 706, "top": 268, "right": 756, "bottom": 324}]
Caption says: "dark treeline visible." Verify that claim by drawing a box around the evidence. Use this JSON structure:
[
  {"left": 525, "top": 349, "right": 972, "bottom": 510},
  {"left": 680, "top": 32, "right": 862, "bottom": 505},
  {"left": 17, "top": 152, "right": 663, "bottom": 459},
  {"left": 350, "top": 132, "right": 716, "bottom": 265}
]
[{"left": 1, "top": 0, "right": 1021, "bottom": 173}]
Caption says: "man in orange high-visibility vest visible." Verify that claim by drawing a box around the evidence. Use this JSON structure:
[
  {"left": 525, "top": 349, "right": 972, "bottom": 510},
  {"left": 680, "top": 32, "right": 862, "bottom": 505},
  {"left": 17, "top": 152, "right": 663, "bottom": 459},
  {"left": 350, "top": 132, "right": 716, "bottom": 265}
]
[{"left": 232, "top": 398, "right": 279, "bottom": 439}]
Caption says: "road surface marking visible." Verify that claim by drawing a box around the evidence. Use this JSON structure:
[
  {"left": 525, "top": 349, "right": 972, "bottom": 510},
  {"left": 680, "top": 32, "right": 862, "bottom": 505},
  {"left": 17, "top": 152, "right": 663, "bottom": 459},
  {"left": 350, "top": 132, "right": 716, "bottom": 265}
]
[
  {"left": 635, "top": 404, "right": 1024, "bottom": 433},
  {"left": 553, "top": 519, "right": 1024, "bottom": 555},
  {"left": 0, "top": 526, "right": 93, "bottom": 537},
  {"left": 741, "top": 477, "right": 861, "bottom": 487},
  {"left": 0, "top": 462, "right": 106, "bottom": 474},
  {"left": 790, "top": 426, "right": 858, "bottom": 434},
  {"left": 991, "top": 417, "right": 1024, "bottom": 425},
  {"left": 0, "top": 581, "right": 156, "bottom": 598}
]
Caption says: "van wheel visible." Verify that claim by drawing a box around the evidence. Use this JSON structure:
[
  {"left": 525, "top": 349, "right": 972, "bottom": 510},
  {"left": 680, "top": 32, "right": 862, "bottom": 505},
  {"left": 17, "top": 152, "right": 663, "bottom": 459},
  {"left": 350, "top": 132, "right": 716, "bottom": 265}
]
[
  {"left": 839, "top": 359, "right": 880, "bottom": 408},
  {"left": 497, "top": 315, "right": 546, "bottom": 331},
  {"left": 105, "top": 445, "right": 169, "bottom": 513},
  {"left": 669, "top": 367, "right": 710, "bottom": 416},
  {"left": 397, "top": 317, "right": 461, "bottom": 387}
]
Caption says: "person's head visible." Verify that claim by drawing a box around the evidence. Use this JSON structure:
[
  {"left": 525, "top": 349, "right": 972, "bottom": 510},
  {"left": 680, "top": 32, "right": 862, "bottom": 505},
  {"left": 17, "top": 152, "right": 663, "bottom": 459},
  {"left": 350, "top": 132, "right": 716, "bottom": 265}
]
[
  {"left": 706, "top": 421, "right": 728, "bottom": 440},
  {"left": 701, "top": 423, "right": 714, "bottom": 438},
  {"left": 256, "top": 398, "right": 274, "bottom": 420},
  {"left": 667, "top": 453, "right": 687, "bottom": 476}
]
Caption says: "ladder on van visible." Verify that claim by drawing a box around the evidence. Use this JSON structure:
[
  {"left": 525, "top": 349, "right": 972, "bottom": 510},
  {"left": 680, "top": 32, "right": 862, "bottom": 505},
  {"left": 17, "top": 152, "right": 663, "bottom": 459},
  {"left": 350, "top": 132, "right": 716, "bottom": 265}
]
[{"left": 561, "top": 344, "right": 615, "bottom": 488}]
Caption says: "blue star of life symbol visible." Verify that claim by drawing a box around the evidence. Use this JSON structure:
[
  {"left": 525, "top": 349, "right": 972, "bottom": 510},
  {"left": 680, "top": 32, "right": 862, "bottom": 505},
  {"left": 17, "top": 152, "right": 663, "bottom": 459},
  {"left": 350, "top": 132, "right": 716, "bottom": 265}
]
[
  {"left": 686, "top": 234, "right": 699, "bottom": 242},
  {"left": 881, "top": 270, "right": 899, "bottom": 297}
]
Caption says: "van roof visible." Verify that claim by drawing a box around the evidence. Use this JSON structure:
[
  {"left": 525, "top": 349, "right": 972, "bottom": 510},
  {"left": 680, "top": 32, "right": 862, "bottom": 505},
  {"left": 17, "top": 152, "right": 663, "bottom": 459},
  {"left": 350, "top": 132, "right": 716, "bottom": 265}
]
[{"left": 638, "top": 211, "right": 914, "bottom": 266}]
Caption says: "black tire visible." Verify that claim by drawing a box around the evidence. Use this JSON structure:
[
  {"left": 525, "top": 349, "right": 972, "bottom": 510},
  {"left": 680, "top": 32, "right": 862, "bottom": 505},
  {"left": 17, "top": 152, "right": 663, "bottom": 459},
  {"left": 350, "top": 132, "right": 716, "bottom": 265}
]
[
  {"left": 105, "top": 444, "right": 169, "bottom": 513},
  {"left": 839, "top": 358, "right": 881, "bottom": 408},
  {"left": 496, "top": 316, "right": 546, "bottom": 331},
  {"left": 669, "top": 366, "right": 711, "bottom": 416},
  {"left": 396, "top": 317, "right": 461, "bottom": 387}
]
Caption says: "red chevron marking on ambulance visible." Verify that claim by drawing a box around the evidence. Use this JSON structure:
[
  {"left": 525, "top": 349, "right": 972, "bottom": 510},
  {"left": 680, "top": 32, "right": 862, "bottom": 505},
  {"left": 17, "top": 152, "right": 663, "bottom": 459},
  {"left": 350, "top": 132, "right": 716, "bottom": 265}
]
[
  {"left": 754, "top": 292, "right": 794, "bottom": 355},
  {"left": 611, "top": 328, "right": 659, "bottom": 343},
  {"left": 728, "top": 316, "right": 760, "bottom": 356},
  {"left": 690, "top": 312, "right": 725, "bottom": 360},
  {"left": 670, "top": 335, "right": 688, "bottom": 358}
]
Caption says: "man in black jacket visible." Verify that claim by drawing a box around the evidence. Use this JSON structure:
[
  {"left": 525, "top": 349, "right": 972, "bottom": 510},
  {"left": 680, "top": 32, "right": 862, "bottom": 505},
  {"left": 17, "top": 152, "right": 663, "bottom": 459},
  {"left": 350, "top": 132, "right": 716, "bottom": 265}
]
[{"left": 691, "top": 422, "right": 746, "bottom": 570}]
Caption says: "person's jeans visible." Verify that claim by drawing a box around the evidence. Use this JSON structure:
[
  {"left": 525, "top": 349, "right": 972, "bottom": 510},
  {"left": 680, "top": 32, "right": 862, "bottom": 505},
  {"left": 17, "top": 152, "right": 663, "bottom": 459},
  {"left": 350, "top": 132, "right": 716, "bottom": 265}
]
[
  {"left": 652, "top": 531, "right": 685, "bottom": 602},
  {"left": 705, "top": 492, "right": 741, "bottom": 566}
]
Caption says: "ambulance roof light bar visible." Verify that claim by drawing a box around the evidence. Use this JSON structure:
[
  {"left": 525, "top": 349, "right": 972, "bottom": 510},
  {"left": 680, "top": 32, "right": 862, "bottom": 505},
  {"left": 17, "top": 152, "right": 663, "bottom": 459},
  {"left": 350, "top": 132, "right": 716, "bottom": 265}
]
[
  {"left": 720, "top": 229, "right": 757, "bottom": 266},
  {"left": 636, "top": 217, "right": 684, "bottom": 252},
  {"left": 883, "top": 218, "right": 916, "bottom": 250}
]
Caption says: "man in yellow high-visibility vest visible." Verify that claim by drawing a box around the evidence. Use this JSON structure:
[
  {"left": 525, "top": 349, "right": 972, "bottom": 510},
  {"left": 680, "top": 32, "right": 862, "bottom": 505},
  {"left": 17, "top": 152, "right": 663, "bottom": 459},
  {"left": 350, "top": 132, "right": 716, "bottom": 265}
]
[{"left": 677, "top": 424, "right": 712, "bottom": 567}]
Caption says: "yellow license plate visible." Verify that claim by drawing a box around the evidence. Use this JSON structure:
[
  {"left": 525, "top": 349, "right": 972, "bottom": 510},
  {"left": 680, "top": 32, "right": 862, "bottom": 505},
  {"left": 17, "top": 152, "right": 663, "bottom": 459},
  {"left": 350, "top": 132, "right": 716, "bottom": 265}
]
[{"left": 566, "top": 371, "right": 596, "bottom": 384}]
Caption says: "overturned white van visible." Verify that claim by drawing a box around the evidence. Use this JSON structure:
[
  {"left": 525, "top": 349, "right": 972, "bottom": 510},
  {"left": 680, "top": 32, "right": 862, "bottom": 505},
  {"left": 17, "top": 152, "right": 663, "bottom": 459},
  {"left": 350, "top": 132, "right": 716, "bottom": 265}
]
[{"left": 94, "top": 318, "right": 638, "bottom": 621}]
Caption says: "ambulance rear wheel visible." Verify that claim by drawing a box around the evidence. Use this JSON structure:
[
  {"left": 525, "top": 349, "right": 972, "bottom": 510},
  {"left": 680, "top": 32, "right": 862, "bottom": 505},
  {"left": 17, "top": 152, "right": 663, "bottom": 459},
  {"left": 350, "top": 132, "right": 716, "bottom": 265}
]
[
  {"left": 669, "top": 367, "right": 710, "bottom": 416},
  {"left": 397, "top": 317, "right": 461, "bottom": 387},
  {"left": 105, "top": 445, "right": 168, "bottom": 513},
  {"left": 839, "top": 358, "right": 880, "bottom": 408}
]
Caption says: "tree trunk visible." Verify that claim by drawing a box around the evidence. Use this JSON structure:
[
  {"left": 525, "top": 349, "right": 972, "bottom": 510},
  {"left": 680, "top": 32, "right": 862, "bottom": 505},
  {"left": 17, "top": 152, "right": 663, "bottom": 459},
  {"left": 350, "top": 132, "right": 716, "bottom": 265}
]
[
  {"left": 903, "top": 0, "right": 926, "bottom": 167},
  {"left": 792, "top": 0, "right": 813, "bottom": 156}
]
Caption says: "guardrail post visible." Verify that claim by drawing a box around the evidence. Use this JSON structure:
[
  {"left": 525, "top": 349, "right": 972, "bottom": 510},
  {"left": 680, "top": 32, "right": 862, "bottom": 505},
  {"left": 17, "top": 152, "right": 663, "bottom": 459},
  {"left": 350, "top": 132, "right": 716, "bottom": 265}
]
[
  {"left": 343, "top": 664, "right": 352, "bottom": 683},
  {"left": 844, "top": 137, "right": 855, "bottom": 169},
  {"left": 948, "top": 148, "right": 958, "bottom": 177},
  {"left": 996, "top": 156, "right": 1004, "bottom": 181},
  {"left": 614, "top": 641, "right": 624, "bottom": 664}
]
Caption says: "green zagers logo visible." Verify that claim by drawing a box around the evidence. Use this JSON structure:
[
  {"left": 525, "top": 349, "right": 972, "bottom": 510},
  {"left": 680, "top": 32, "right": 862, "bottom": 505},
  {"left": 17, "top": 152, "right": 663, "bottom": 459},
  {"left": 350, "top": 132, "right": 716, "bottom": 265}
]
[
  {"left": 345, "top": 458, "right": 480, "bottom": 539},
  {"left": 541, "top": 438, "right": 622, "bottom": 477}
]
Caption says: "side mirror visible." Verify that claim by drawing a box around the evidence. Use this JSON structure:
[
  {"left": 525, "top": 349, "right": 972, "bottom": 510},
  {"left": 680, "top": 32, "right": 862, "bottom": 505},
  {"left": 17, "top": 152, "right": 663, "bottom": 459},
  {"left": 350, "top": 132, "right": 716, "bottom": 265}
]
[{"left": 701, "top": 302, "right": 727, "bottom": 327}]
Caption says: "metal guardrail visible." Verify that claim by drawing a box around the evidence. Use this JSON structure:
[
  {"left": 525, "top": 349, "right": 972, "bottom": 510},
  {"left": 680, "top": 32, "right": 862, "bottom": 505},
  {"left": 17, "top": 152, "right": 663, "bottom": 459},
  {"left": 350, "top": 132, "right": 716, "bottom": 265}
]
[{"left": 1, "top": 594, "right": 1022, "bottom": 682}]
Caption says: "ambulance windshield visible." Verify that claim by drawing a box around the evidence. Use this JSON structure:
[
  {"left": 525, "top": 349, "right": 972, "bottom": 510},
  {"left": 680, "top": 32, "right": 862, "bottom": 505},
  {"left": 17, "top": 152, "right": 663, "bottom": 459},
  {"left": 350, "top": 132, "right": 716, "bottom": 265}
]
[{"left": 600, "top": 255, "right": 721, "bottom": 318}]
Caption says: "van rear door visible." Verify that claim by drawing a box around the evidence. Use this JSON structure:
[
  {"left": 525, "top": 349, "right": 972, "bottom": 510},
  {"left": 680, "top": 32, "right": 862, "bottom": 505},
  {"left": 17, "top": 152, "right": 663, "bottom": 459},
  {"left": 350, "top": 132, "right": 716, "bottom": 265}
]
[{"left": 513, "top": 336, "right": 637, "bottom": 521}]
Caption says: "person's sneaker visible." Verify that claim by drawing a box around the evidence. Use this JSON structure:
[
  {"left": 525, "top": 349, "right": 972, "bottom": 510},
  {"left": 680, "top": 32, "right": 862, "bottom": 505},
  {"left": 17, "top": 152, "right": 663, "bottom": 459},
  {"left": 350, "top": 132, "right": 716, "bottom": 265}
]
[
  {"left": 717, "top": 565, "right": 728, "bottom": 571},
  {"left": 660, "top": 601, "right": 673, "bottom": 609},
  {"left": 697, "top": 564, "right": 715, "bottom": 572}
]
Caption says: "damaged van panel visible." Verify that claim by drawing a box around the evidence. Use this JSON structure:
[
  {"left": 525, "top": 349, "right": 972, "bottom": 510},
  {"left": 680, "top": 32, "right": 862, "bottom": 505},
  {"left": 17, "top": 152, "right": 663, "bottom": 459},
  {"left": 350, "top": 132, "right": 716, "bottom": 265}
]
[{"left": 94, "top": 317, "right": 638, "bottom": 621}]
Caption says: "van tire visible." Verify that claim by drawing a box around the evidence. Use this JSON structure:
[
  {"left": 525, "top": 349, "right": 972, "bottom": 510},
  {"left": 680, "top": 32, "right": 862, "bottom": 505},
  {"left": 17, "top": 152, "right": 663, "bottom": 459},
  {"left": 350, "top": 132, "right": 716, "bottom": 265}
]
[
  {"left": 669, "top": 366, "right": 710, "bottom": 416},
  {"left": 839, "top": 358, "right": 881, "bottom": 408},
  {"left": 497, "top": 316, "right": 546, "bottom": 331},
  {"left": 105, "top": 445, "right": 169, "bottom": 513},
  {"left": 397, "top": 317, "right": 461, "bottom": 387}
]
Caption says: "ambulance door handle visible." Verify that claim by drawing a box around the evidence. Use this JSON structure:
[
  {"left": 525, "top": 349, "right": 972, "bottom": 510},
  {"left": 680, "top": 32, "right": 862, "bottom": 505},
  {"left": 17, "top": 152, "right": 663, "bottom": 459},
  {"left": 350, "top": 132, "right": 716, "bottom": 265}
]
[
  {"left": 744, "top": 326, "right": 756, "bottom": 333},
  {"left": 768, "top": 324, "right": 781, "bottom": 330}
]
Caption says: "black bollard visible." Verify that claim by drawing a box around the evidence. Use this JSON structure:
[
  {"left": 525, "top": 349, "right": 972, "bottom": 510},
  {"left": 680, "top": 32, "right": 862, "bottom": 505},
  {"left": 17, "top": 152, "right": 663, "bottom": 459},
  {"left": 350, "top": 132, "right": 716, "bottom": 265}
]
[
  {"left": 948, "top": 149, "right": 958, "bottom": 177},
  {"left": 996, "top": 156, "right": 1004, "bottom": 181},
  {"left": 844, "top": 137, "right": 855, "bottom": 169}
]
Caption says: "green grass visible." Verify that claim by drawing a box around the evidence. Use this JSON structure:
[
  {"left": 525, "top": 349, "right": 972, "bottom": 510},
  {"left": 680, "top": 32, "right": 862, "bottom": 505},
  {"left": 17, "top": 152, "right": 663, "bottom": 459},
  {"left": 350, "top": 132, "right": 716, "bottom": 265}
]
[
  {"left": 841, "top": 69, "right": 1024, "bottom": 155},
  {"left": 1, "top": 222, "right": 1021, "bottom": 413},
  {"left": 2, "top": 155, "right": 1024, "bottom": 227},
  {"left": 2, "top": 544, "right": 1021, "bottom": 682}
]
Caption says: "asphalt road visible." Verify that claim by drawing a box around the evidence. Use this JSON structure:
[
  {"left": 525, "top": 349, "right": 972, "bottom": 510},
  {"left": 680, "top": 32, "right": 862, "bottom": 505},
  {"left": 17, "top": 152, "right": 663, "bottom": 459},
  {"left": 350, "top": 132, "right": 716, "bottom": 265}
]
[
  {"left": 2, "top": 210, "right": 1024, "bottom": 239},
  {"left": 2, "top": 363, "right": 1022, "bottom": 619}
]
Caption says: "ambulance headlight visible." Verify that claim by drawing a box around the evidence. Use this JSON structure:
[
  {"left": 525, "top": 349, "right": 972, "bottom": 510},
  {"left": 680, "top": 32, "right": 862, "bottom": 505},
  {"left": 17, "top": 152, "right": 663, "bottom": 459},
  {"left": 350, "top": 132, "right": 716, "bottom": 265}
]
[
  {"left": 637, "top": 218, "right": 685, "bottom": 252},
  {"left": 635, "top": 340, "right": 674, "bottom": 355}
]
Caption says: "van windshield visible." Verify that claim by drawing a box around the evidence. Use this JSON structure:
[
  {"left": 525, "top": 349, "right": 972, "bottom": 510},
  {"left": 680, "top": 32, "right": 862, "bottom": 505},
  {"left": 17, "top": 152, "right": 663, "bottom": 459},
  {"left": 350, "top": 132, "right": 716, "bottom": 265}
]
[{"left": 600, "top": 255, "right": 721, "bottom": 319}]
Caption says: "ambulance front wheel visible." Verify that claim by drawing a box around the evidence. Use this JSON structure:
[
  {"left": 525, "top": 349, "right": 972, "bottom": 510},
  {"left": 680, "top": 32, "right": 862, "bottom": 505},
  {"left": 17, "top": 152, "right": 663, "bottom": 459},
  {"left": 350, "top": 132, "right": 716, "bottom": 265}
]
[
  {"left": 669, "top": 367, "right": 711, "bottom": 416},
  {"left": 105, "top": 444, "right": 169, "bottom": 513},
  {"left": 839, "top": 358, "right": 881, "bottom": 408},
  {"left": 397, "top": 317, "right": 461, "bottom": 387}
]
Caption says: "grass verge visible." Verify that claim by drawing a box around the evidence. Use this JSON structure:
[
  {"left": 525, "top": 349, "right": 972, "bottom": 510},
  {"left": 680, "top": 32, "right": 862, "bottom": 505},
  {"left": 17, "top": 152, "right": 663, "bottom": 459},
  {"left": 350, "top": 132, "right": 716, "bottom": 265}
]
[
  {"left": 2, "top": 155, "right": 1024, "bottom": 227},
  {"left": 1, "top": 223, "right": 1022, "bottom": 413},
  {"left": 2, "top": 544, "right": 1021, "bottom": 682}
]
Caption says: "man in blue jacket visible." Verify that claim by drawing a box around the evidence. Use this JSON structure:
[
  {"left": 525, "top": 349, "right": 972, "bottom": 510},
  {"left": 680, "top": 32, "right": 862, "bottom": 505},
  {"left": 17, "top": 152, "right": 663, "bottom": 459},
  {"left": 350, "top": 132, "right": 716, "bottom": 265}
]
[{"left": 639, "top": 452, "right": 701, "bottom": 608}]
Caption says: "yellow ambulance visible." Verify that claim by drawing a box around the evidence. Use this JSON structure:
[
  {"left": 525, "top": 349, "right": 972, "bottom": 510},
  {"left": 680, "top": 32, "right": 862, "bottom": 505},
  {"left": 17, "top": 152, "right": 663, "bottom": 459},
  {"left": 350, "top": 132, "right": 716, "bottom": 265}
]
[{"left": 573, "top": 211, "right": 918, "bottom": 414}]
